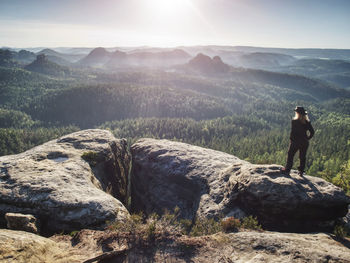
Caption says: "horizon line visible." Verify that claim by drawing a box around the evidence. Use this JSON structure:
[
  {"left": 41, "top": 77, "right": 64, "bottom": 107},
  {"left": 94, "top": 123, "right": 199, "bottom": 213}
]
[{"left": 2, "top": 44, "right": 350, "bottom": 51}]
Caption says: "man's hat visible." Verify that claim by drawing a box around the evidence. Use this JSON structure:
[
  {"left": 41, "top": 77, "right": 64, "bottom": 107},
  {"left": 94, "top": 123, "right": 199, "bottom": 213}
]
[{"left": 294, "top": 106, "right": 307, "bottom": 115}]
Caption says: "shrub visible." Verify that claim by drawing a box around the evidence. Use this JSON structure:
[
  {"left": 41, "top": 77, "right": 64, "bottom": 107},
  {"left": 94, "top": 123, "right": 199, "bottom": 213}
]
[
  {"left": 241, "top": 216, "right": 262, "bottom": 230},
  {"left": 108, "top": 212, "right": 144, "bottom": 234},
  {"left": 334, "top": 224, "right": 347, "bottom": 239},
  {"left": 190, "top": 217, "right": 221, "bottom": 237},
  {"left": 156, "top": 206, "right": 185, "bottom": 235},
  {"left": 146, "top": 221, "right": 156, "bottom": 240},
  {"left": 68, "top": 230, "right": 79, "bottom": 237},
  {"left": 179, "top": 218, "right": 192, "bottom": 234},
  {"left": 221, "top": 217, "right": 241, "bottom": 232}
]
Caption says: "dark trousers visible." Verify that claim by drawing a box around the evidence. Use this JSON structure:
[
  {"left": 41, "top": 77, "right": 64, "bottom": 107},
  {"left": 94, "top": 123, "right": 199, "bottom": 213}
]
[{"left": 285, "top": 140, "right": 309, "bottom": 172}]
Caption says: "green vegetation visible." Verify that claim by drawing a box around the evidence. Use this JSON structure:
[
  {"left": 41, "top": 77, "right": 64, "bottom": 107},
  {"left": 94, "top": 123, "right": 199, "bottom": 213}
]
[
  {"left": 107, "top": 207, "right": 263, "bottom": 241},
  {"left": 0, "top": 54, "right": 349, "bottom": 193},
  {"left": 330, "top": 160, "right": 350, "bottom": 195},
  {"left": 221, "top": 216, "right": 262, "bottom": 232},
  {"left": 241, "top": 216, "right": 262, "bottom": 231},
  {"left": 334, "top": 224, "right": 348, "bottom": 239},
  {"left": 99, "top": 114, "right": 350, "bottom": 184},
  {"left": 81, "top": 151, "right": 101, "bottom": 166},
  {"left": 221, "top": 217, "right": 241, "bottom": 232},
  {"left": 0, "top": 126, "right": 78, "bottom": 156}
]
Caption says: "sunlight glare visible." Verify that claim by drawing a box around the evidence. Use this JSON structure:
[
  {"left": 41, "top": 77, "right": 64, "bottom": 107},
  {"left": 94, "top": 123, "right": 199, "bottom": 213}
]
[
  {"left": 149, "top": 0, "right": 192, "bottom": 17},
  {"left": 145, "top": 0, "right": 193, "bottom": 24}
]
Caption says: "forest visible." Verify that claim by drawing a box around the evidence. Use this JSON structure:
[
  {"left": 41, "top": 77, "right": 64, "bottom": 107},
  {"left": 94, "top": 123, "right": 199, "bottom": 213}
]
[{"left": 0, "top": 47, "right": 350, "bottom": 194}]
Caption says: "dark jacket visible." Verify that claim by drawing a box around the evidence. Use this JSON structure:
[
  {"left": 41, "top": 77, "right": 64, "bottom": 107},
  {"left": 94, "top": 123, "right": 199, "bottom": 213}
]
[{"left": 290, "top": 119, "right": 314, "bottom": 144}]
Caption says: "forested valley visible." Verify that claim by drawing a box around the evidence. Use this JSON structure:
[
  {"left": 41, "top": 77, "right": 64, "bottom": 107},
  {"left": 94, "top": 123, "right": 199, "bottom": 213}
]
[{"left": 1, "top": 46, "right": 350, "bottom": 194}]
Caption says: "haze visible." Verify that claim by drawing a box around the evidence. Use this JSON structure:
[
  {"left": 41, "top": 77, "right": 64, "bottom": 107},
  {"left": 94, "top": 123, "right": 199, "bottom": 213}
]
[{"left": 1, "top": 0, "right": 350, "bottom": 48}]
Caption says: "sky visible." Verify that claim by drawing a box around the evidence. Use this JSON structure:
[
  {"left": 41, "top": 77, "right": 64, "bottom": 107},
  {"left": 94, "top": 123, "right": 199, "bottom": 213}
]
[{"left": 0, "top": 0, "right": 349, "bottom": 49}]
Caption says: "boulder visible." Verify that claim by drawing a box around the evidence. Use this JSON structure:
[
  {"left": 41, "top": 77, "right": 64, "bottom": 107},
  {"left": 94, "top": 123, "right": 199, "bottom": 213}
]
[
  {"left": 0, "top": 229, "right": 82, "bottom": 262},
  {"left": 131, "top": 138, "right": 350, "bottom": 231},
  {"left": 223, "top": 164, "right": 350, "bottom": 231},
  {"left": 50, "top": 229, "right": 350, "bottom": 262},
  {"left": 0, "top": 129, "right": 130, "bottom": 233},
  {"left": 5, "top": 212, "right": 39, "bottom": 234}
]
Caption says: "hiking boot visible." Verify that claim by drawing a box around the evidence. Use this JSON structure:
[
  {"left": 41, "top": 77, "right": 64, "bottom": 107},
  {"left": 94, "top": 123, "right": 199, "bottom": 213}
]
[
  {"left": 298, "top": 170, "right": 304, "bottom": 177},
  {"left": 280, "top": 167, "right": 290, "bottom": 176}
]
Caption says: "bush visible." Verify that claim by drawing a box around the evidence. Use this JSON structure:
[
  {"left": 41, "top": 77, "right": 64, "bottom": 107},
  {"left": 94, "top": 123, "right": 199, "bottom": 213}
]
[
  {"left": 68, "top": 230, "right": 79, "bottom": 237},
  {"left": 146, "top": 221, "right": 156, "bottom": 240},
  {"left": 108, "top": 212, "right": 144, "bottom": 234},
  {"left": 221, "top": 217, "right": 241, "bottom": 232},
  {"left": 190, "top": 217, "right": 221, "bottom": 237},
  {"left": 334, "top": 225, "right": 347, "bottom": 239},
  {"left": 241, "top": 216, "right": 262, "bottom": 230}
]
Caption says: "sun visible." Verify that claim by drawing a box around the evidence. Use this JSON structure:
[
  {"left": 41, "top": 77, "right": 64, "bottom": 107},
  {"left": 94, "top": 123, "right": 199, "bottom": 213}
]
[
  {"left": 135, "top": 0, "right": 204, "bottom": 46},
  {"left": 149, "top": 0, "right": 192, "bottom": 15},
  {"left": 145, "top": 0, "right": 193, "bottom": 22}
]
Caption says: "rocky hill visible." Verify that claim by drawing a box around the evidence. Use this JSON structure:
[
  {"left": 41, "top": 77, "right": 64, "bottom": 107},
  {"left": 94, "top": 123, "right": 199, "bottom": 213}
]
[
  {"left": 25, "top": 54, "right": 72, "bottom": 77},
  {"left": 0, "top": 130, "right": 350, "bottom": 262},
  {"left": 186, "top": 53, "right": 231, "bottom": 74},
  {"left": 77, "top": 47, "right": 112, "bottom": 67}
]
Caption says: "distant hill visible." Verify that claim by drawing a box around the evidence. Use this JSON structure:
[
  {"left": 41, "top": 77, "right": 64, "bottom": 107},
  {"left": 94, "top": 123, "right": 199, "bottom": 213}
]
[
  {"left": 222, "top": 46, "right": 350, "bottom": 60},
  {"left": 236, "top": 52, "right": 296, "bottom": 69},
  {"left": 185, "top": 53, "right": 230, "bottom": 74},
  {"left": 37, "top": 48, "right": 83, "bottom": 64},
  {"left": 77, "top": 47, "right": 112, "bottom": 67},
  {"left": 129, "top": 49, "right": 190, "bottom": 60},
  {"left": 0, "top": 49, "right": 18, "bottom": 67},
  {"left": 288, "top": 59, "right": 350, "bottom": 74},
  {"left": 25, "top": 54, "right": 72, "bottom": 77},
  {"left": 80, "top": 47, "right": 192, "bottom": 68},
  {"left": 104, "top": 50, "right": 128, "bottom": 68},
  {"left": 279, "top": 58, "right": 350, "bottom": 89},
  {"left": 228, "top": 67, "right": 349, "bottom": 101},
  {"left": 13, "top": 50, "right": 36, "bottom": 64}
]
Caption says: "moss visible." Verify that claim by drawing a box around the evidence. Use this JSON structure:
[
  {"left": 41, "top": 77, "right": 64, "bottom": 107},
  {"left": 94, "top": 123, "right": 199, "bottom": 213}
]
[{"left": 81, "top": 151, "right": 100, "bottom": 166}]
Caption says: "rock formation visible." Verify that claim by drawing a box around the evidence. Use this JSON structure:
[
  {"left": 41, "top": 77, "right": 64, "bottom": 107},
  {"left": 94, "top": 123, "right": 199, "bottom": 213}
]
[
  {"left": 0, "top": 129, "right": 130, "bottom": 233},
  {"left": 0, "top": 229, "right": 82, "bottom": 262},
  {"left": 49, "top": 229, "right": 350, "bottom": 262},
  {"left": 187, "top": 53, "right": 230, "bottom": 74},
  {"left": 5, "top": 213, "right": 39, "bottom": 234},
  {"left": 131, "top": 138, "right": 350, "bottom": 231}
]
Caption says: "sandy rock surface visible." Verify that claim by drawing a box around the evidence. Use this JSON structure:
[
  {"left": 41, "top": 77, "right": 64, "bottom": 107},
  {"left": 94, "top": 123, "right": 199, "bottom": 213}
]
[
  {"left": 0, "top": 129, "right": 130, "bottom": 233},
  {"left": 131, "top": 138, "right": 349, "bottom": 231},
  {"left": 0, "top": 229, "right": 82, "bottom": 262},
  {"left": 50, "top": 229, "right": 350, "bottom": 263},
  {"left": 5, "top": 212, "right": 39, "bottom": 234}
]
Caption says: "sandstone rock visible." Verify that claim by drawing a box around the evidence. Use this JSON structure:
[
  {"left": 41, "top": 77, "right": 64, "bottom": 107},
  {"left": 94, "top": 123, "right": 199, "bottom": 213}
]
[
  {"left": 131, "top": 138, "right": 350, "bottom": 231},
  {"left": 5, "top": 212, "right": 39, "bottom": 234},
  {"left": 223, "top": 164, "right": 350, "bottom": 231},
  {"left": 131, "top": 138, "right": 246, "bottom": 221},
  {"left": 0, "top": 129, "right": 130, "bottom": 233},
  {"left": 51, "top": 229, "right": 350, "bottom": 262},
  {"left": 342, "top": 205, "right": 350, "bottom": 232},
  {"left": 0, "top": 229, "right": 82, "bottom": 262}
]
